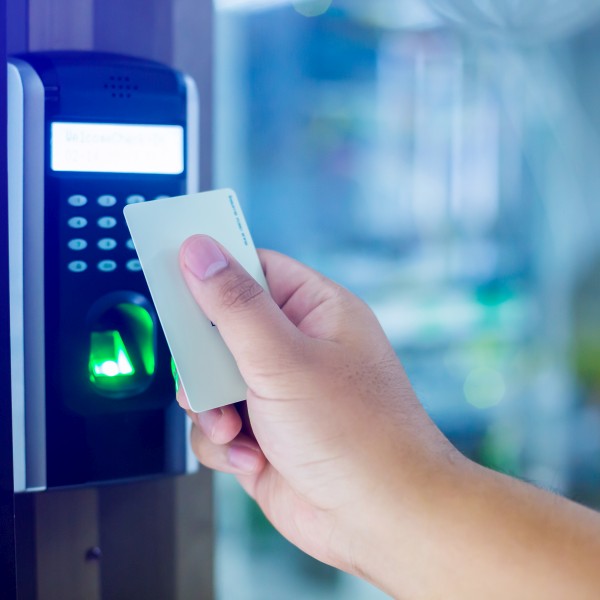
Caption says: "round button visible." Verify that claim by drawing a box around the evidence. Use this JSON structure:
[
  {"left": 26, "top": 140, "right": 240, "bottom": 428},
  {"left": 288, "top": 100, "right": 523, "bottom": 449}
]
[
  {"left": 68, "top": 238, "right": 87, "bottom": 251},
  {"left": 98, "top": 194, "right": 117, "bottom": 207},
  {"left": 154, "top": 195, "right": 169, "bottom": 200},
  {"left": 68, "top": 260, "right": 87, "bottom": 273},
  {"left": 97, "top": 216, "right": 117, "bottom": 229},
  {"left": 98, "top": 238, "right": 117, "bottom": 251},
  {"left": 98, "top": 260, "right": 117, "bottom": 272},
  {"left": 126, "top": 259, "right": 142, "bottom": 272},
  {"left": 68, "top": 194, "right": 87, "bottom": 207},
  {"left": 68, "top": 216, "right": 88, "bottom": 229},
  {"left": 126, "top": 239, "right": 136, "bottom": 250},
  {"left": 126, "top": 194, "right": 145, "bottom": 204}
]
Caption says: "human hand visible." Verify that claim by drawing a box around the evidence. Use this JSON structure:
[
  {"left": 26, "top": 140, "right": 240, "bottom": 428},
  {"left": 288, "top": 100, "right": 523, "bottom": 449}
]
[
  {"left": 177, "top": 235, "right": 600, "bottom": 599},
  {"left": 176, "top": 235, "right": 459, "bottom": 592}
]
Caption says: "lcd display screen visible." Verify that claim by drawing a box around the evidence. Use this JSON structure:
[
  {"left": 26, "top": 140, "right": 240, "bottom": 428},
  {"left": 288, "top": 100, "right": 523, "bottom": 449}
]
[{"left": 51, "top": 122, "right": 184, "bottom": 174}]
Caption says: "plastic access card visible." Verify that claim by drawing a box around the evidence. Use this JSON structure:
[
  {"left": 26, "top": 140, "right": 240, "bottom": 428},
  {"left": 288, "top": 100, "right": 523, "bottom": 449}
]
[{"left": 123, "top": 189, "right": 267, "bottom": 412}]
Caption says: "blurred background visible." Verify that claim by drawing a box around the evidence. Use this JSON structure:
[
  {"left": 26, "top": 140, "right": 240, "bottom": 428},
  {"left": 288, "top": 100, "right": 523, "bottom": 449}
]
[{"left": 211, "top": 0, "right": 600, "bottom": 597}]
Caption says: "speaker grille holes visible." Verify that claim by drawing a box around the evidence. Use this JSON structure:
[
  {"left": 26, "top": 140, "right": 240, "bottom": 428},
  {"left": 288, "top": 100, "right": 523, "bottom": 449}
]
[{"left": 104, "top": 74, "right": 137, "bottom": 99}]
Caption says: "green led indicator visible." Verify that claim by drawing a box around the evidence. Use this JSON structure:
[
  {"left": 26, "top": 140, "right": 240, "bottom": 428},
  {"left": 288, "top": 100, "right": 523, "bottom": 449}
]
[
  {"left": 171, "top": 357, "right": 179, "bottom": 392},
  {"left": 90, "top": 330, "right": 135, "bottom": 380},
  {"left": 88, "top": 301, "right": 157, "bottom": 396},
  {"left": 117, "top": 303, "right": 155, "bottom": 376}
]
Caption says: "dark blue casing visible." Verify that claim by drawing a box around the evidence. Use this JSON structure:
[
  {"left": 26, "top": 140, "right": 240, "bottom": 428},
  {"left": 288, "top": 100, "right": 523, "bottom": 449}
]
[{"left": 12, "top": 52, "right": 197, "bottom": 489}]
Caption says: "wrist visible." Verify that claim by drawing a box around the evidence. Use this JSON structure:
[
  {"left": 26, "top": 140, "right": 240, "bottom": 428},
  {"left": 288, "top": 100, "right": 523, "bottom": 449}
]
[
  {"left": 346, "top": 448, "right": 600, "bottom": 600},
  {"left": 340, "top": 436, "right": 470, "bottom": 597}
]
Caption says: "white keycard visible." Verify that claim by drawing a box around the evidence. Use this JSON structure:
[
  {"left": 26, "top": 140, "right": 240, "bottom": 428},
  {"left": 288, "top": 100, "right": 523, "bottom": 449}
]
[{"left": 124, "top": 188, "right": 267, "bottom": 412}]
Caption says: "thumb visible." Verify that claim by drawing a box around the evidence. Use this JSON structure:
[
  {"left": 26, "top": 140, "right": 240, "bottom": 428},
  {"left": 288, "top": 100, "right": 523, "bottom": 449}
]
[{"left": 178, "top": 235, "right": 304, "bottom": 380}]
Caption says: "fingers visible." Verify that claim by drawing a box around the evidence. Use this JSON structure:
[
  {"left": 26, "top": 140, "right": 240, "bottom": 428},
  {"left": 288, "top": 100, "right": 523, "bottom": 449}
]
[
  {"left": 178, "top": 383, "right": 264, "bottom": 474},
  {"left": 197, "top": 406, "right": 244, "bottom": 445},
  {"left": 178, "top": 387, "right": 243, "bottom": 444},
  {"left": 189, "top": 427, "right": 266, "bottom": 475},
  {"left": 179, "top": 235, "right": 305, "bottom": 378}
]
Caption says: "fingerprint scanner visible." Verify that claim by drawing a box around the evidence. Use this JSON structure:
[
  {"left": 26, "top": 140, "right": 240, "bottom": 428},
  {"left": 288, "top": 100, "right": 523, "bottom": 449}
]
[
  {"left": 90, "top": 330, "right": 135, "bottom": 379},
  {"left": 88, "top": 300, "right": 156, "bottom": 396}
]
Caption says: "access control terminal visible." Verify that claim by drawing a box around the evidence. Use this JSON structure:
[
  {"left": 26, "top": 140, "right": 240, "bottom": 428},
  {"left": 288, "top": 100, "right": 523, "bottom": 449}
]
[{"left": 8, "top": 52, "right": 199, "bottom": 491}]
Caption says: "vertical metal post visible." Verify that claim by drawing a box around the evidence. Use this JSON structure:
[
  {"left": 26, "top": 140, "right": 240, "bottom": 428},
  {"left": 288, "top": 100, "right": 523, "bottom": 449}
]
[
  {"left": 173, "top": 0, "right": 214, "bottom": 190},
  {"left": 1, "top": 0, "right": 18, "bottom": 597}
]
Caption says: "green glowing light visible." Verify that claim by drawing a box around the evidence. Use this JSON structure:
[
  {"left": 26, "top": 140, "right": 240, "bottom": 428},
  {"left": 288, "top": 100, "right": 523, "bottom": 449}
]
[
  {"left": 171, "top": 357, "right": 179, "bottom": 392},
  {"left": 117, "top": 303, "right": 155, "bottom": 375},
  {"left": 93, "top": 349, "right": 135, "bottom": 378},
  {"left": 89, "top": 330, "right": 135, "bottom": 381},
  {"left": 96, "top": 361, "right": 119, "bottom": 377}
]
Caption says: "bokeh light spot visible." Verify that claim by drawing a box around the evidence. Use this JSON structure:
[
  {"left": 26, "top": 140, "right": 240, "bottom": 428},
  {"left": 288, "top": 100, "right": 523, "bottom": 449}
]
[
  {"left": 292, "top": 0, "right": 332, "bottom": 18},
  {"left": 464, "top": 367, "right": 505, "bottom": 409}
]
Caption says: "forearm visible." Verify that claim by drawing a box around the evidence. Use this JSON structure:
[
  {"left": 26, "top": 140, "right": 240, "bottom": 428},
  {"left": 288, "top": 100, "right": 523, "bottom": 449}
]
[{"left": 356, "top": 455, "right": 600, "bottom": 599}]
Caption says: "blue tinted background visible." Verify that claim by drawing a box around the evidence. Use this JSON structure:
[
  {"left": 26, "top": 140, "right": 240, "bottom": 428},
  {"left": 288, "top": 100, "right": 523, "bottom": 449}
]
[{"left": 213, "top": 2, "right": 600, "bottom": 597}]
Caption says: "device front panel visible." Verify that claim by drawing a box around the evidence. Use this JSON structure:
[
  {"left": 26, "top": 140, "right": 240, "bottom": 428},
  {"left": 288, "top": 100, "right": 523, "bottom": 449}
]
[
  {"left": 44, "top": 117, "right": 188, "bottom": 486},
  {"left": 47, "top": 171, "right": 186, "bottom": 485}
]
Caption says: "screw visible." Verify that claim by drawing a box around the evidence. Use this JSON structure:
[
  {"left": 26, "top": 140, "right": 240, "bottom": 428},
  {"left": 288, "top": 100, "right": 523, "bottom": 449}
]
[{"left": 85, "top": 546, "right": 102, "bottom": 562}]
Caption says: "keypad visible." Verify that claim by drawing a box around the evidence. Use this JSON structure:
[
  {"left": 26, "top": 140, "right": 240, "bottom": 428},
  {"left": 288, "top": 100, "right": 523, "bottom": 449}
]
[
  {"left": 98, "top": 260, "right": 117, "bottom": 272},
  {"left": 64, "top": 191, "right": 168, "bottom": 273},
  {"left": 98, "top": 194, "right": 117, "bottom": 207},
  {"left": 68, "top": 261, "right": 88, "bottom": 273},
  {"left": 68, "top": 194, "right": 88, "bottom": 207},
  {"left": 98, "top": 216, "right": 117, "bottom": 229},
  {"left": 98, "top": 238, "right": 117, "bottom": 251},
  {"left": 68, "top": 239, "right": 88, "bottom": 251},
  {"left": 126, "top": 259, "right": 142, "bottom": 272},
  {"left": 68, "top": 216, "right": 88, "bottom": 229}
]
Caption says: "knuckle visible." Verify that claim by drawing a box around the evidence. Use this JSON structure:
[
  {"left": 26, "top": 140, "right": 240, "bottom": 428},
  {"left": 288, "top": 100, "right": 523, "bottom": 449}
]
[{"left": 220, "top": 273, "right": 265, "bottom": 312}]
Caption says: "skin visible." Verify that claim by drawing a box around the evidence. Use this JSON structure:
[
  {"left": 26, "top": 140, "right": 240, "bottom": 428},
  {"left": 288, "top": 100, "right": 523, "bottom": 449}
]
[{"left": 177, "top": 234, "right": 600, "bottom": 599}]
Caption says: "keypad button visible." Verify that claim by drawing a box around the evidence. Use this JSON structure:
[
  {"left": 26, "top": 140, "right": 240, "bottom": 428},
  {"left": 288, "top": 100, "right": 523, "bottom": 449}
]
[
  {"left": 125, "top": 239, "right": 136, "bottom": 250},
  {"left": 97, "top": 216, "right": 117, "bottom": 229},
  {"left": 154, "top": 195, "right": 169, "bottom": 200},
  {"left": 98, "top": 260, "right": 117, "bottom": 272},
  {"left": 98, "top": 194, "right": 117, "bottom": 207},
  {"left": 126, "top": 194, "right": 145, "bottom": 204},
  {"left": 68, "top": 238, "right": 87, "bottom": 251},
  {"left": 126, "top": 259, "right": 142, "bottom": 272},
  {"left": 68, "top": 194, "right": 87, "bottom": 207},
  {"left": 68, "top": 216, "right": 88, "bottom": 229},
  {"left": 68, "top": 260, "right": 87, "bottom": 273},
  {"left": 98, "top": 238, "right": 117, "bottom": 251}
]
